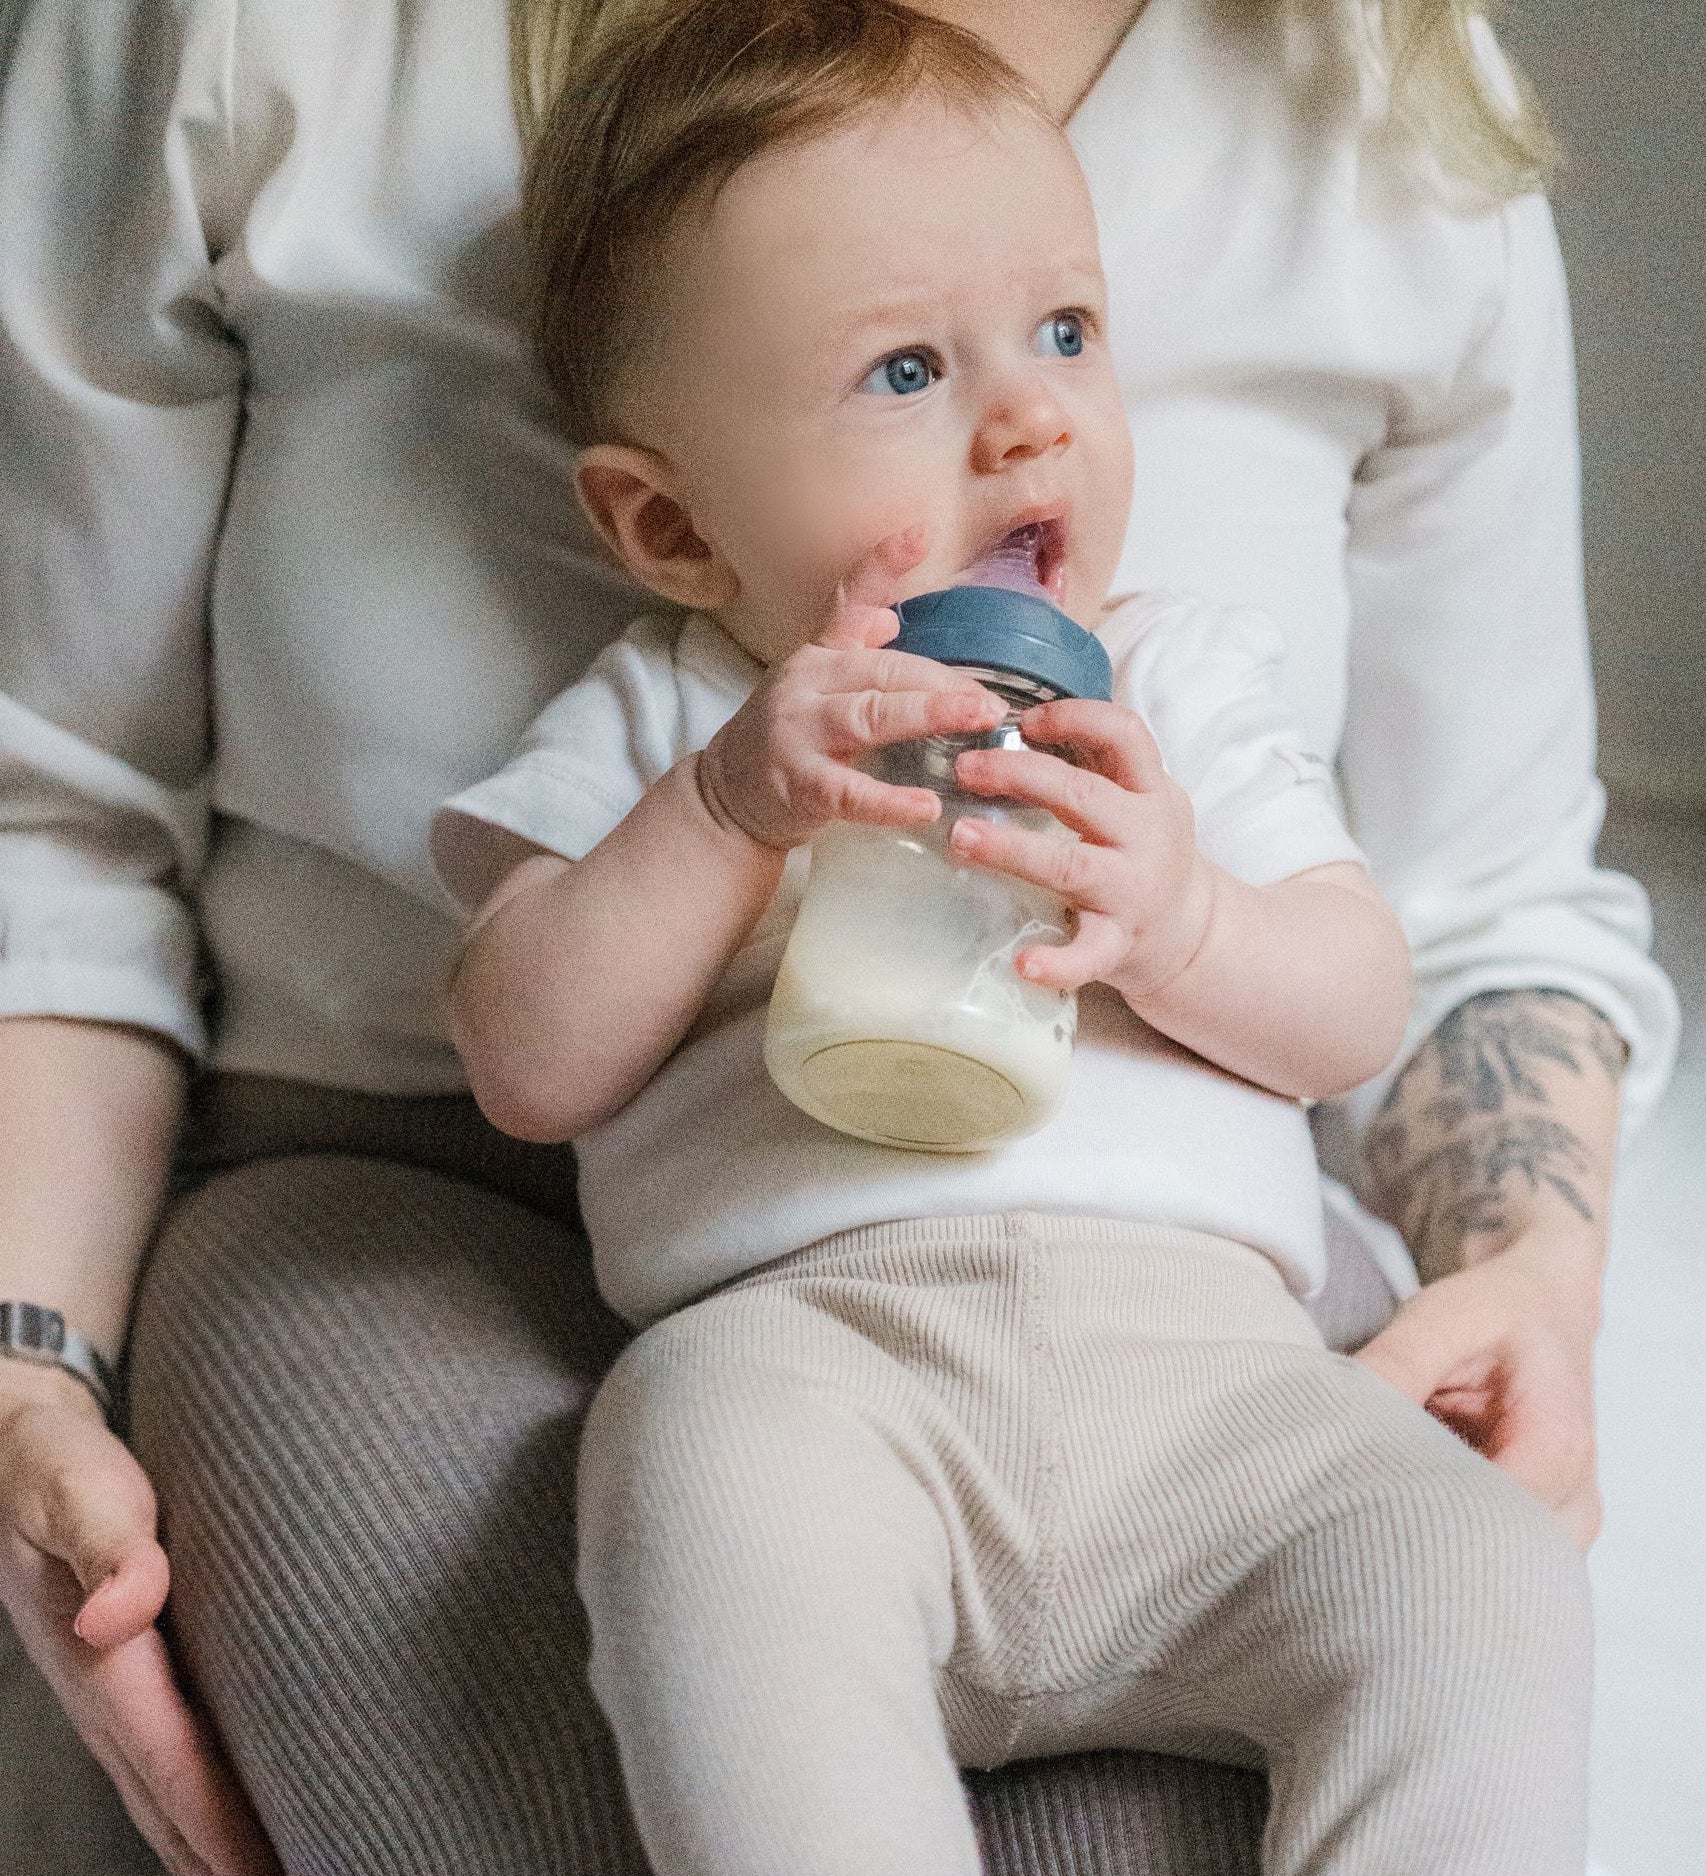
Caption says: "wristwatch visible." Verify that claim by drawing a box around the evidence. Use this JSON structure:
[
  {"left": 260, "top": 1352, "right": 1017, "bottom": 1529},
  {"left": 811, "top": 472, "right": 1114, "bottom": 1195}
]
[{"left": 0, "top": 1302, "right": 121, "bottom": 1425}]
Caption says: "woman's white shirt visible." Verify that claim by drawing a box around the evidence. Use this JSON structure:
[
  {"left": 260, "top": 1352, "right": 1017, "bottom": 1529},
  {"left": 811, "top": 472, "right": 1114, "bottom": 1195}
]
[{"left": 0, "top": 0, "right": 1679, "bottom": 1130}]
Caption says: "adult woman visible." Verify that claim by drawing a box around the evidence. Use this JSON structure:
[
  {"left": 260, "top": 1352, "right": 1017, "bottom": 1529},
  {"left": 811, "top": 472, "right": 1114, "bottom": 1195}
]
[{"left": 0, "top": 1, "right": 1676, "bottom": 1873}]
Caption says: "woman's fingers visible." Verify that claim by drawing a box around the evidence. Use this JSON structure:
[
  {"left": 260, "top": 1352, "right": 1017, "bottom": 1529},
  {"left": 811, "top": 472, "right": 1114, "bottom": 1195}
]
[
  {"left": 73, "top": 1542, "right": 171, "bottom": 1648},
  {"left": 1018, "top": 697, "right": 1169, "bottom": 793},
  {"left": 1555, "top": 1478, "right": 1604, "bottom": 1551},
  {"left": 1352, "top": 1295, "right": 1465, "bottom": 1408},
  {"left": 88, "top": 1628, "right": 285, "bottom": 1876},
  {"left": 2, "top": 1538, "right": 281, "bottom": 1876},
  {"left": 0, "top": 1393, "right": 282, "bottom": 1873},
  {"left": 1474, "top": 1333, "right": 1598, "bottom": 1527},
  {"left": 1354, "top": 1266, "right": 1600, "bottom": 1550},
  {"left": 93, "top": 1741, "right": 216, "bottom": 1876}
]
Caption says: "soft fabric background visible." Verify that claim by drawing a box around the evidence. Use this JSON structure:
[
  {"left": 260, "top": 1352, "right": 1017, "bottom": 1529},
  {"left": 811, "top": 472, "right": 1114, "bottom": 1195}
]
[{"left": 2, "top": 2, "right": 1703, "bottom": 1872}]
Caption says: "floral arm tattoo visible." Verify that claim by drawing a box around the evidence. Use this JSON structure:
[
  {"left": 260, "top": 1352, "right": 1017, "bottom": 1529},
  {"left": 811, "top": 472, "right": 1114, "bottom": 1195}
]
[{"left": 1365, "top": 989, "right": 1628, "bottom": 1284}]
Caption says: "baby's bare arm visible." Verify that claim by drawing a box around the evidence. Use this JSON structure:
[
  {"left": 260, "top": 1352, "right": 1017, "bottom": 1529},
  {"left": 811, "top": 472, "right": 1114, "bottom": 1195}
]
[
  {"left": 450, "top": 759, "right": 783, "bottom": 1142},
  {"left": 1129, "top": 859, "right": 1411, "bottom": 1099}
]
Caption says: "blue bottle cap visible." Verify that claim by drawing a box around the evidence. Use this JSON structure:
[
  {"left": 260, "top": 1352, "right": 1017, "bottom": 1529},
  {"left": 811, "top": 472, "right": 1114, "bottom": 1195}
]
[{"left": 891, "top": 585, "right": 1113, "bottom": 702}]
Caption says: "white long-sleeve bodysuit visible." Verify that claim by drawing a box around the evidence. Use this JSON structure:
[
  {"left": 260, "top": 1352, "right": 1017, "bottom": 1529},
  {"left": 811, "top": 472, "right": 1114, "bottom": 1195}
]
[{"left": 0, "top": 0, "right": 1678, "bottom": 1138}]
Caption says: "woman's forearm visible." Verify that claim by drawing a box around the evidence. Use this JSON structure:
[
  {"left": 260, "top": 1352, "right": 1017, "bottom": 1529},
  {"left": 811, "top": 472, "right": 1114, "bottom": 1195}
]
[
  {"left": 1354, "top": 989, "right": 1626, "bottom": 1547},
  {"left": 1362, "top": 988, "right": 1626, "bottom": 1287},
  {"left": 0, "top": 1017, "right": 187, "bottom": 1366},
  {"left": 450, "top": 758, "right": 785, "bottom": 1142}
]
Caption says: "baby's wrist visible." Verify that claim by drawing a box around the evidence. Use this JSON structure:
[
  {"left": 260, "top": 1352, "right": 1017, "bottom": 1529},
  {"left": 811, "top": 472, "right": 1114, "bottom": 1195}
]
[
  {"left": 1108, "top": 857, "right": 1220, "bottom": 1009},
  {"left": 686, "top": 752, "right": 794, "bottom": 861}
]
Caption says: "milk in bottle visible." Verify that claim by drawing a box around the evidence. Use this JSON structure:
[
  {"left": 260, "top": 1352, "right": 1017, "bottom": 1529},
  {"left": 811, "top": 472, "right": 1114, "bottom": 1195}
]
[{"left": 764, "top": 579, "right": 1113, "bottom": 1151}]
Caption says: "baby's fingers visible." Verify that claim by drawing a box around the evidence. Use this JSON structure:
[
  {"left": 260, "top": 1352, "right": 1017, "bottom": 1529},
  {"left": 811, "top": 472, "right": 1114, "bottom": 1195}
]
[
  {"left": 818, "top": 766, "right": 943, "bottom": 830},
  {"left": 823, "top": 681, "right": 1005, "bottom": 758},
  {"left": 836, "top": 527, "right": 928, "bottom": 612},
  {"left": 948, "top": 812, "right": 1123, "bottom": 913},
  {"left": 821, "top": 644, "right": 996, "bottom": 701},
  {"left": 1019, "top": 699, "right": 1168, "bottom": 793},
  {"left": 1014, "top": 912, "right": 1129, "bottom": 991},
  {"left": 820, "top": 527, "right": 928, "bottom": 651},
  {"left": 954, "top": 743, "right": 1136, "bottom": 846}
]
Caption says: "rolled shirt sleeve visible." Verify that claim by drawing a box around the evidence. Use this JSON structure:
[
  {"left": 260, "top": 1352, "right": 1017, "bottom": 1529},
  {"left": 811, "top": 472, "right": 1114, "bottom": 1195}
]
[
  {"left": 0, "top": 0, "right": 244, "bottom": 1054},
  {"left": 1335, "top": 189, "right": 1680, "bottom": 1139}
]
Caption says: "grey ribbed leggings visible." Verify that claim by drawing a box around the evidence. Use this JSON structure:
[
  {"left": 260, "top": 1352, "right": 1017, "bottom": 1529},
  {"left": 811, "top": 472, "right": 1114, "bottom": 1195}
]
[{"left": 111, "top": 1074, "right": 1395, "bottom": 1875}]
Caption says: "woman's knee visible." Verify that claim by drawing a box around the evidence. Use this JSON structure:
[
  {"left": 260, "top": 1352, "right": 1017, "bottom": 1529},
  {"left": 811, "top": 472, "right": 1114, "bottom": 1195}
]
[
  {"left": 126, "top": 1153, "right": 626, "bottom": 1679},
  {"left": 131, "top": 1152, "right": 623, "bottom": 1447}
]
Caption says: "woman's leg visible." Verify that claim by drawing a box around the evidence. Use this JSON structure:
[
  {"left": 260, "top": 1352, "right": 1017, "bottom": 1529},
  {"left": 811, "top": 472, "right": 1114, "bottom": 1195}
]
[
  {"left": 128, "top": 1150, "right": 644, "bottom": 1876},
  {"left": 969, "top": 1755, "right": 1265, "bottom": 1876}
]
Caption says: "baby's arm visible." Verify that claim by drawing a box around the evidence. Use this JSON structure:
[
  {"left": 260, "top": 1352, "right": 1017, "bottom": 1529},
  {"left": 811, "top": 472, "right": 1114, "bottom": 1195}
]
[
  {"left": 951, "top": 698, "right": 1411, "bottom": 1101},
  {"left": 449, "top": 767, "right": 784, "bottom": 1141},
  {"left": 450, "top": 562, "right": 1005, "bottom": 1142}
]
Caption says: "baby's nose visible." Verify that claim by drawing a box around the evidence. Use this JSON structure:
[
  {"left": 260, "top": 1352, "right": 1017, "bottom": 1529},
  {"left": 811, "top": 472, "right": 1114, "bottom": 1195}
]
[{"left": 971, "top": 383, "right": 1072, "bottom": 472}]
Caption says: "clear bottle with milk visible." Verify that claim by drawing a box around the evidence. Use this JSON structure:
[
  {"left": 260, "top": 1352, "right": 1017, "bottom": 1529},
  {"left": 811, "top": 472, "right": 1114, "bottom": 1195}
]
[{"left": 764, "top": 582, "right": 1113, "bottom": 1152}]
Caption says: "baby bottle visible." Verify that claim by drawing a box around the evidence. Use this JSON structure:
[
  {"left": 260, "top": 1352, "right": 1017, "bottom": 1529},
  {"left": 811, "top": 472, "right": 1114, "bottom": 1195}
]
[{"left": 764, "top": 581, "right": 1113, "bottom": 1152}]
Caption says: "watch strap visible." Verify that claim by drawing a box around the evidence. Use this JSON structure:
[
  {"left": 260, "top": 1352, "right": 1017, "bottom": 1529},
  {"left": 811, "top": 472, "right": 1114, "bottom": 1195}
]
[{"left": 0, "top": 1302, "right": 121, "bottom": 1425}]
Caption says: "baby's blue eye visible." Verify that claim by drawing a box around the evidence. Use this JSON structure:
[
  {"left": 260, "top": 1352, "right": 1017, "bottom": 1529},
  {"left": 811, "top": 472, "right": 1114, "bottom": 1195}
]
[
  {"left": 862, "top": 350, "right": 938, "bottom": 396},
  {"left": 1035, "top": 312, "right": 1086, "bottom": 358}
]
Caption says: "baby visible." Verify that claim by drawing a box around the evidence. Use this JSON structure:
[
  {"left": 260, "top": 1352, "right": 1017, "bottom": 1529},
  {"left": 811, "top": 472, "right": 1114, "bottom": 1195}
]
[{"left": 435, "top": 3, "right": 1591, "bottom": 1872}]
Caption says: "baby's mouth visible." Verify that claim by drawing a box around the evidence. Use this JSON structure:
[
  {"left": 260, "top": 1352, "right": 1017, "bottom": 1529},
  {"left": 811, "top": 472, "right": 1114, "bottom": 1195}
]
[{"left": 956, "top": 517, "right": 1068, "bottom": 605}]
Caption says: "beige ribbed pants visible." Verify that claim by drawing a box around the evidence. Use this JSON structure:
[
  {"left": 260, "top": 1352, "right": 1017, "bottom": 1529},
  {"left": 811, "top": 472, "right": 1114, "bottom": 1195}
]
[{"left": 578, "top": 1213, "right": 1592, "bottom": 1876}]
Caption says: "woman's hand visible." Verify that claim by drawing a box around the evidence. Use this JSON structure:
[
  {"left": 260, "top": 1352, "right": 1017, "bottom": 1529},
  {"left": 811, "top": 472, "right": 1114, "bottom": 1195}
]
[
  {"left": 697, "top": 530, "right": 1006, "bottom": 851},
  {"left": 1354, "top": 1221, "right": 1604, "bottom": 1547},
  {"left": 947, "top": 696, "right": 1213, "bottom": 996},
  {"left": 0, "top": 1360, "right": 282, "bottom": 1876}
]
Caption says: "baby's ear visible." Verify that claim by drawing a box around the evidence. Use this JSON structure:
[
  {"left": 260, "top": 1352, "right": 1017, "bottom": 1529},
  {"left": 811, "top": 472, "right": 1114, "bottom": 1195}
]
[{"left": 574, "top": 445, "right": 739, "bottom": 611}]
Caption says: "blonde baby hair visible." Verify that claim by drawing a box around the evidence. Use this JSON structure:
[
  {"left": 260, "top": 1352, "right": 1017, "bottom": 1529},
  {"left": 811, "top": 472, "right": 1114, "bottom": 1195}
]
[{"left": 519, "top": 0, "right": 1043, "bottom": 444}]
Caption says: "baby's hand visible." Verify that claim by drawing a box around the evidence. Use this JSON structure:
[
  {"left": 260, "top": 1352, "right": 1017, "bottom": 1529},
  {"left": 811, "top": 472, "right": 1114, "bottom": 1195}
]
[
  {"left": 948, "top": 698, "right": 1216, "bottom": 1001},
  {"left": 696, "top": 530, "right": 1006, "bottom": 851}
]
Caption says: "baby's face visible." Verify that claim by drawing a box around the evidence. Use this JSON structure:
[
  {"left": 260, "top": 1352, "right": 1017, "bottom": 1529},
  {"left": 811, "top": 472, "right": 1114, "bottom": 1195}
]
[{"left": 606, "top": 90, "right": 1134, "bottom": 662}]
